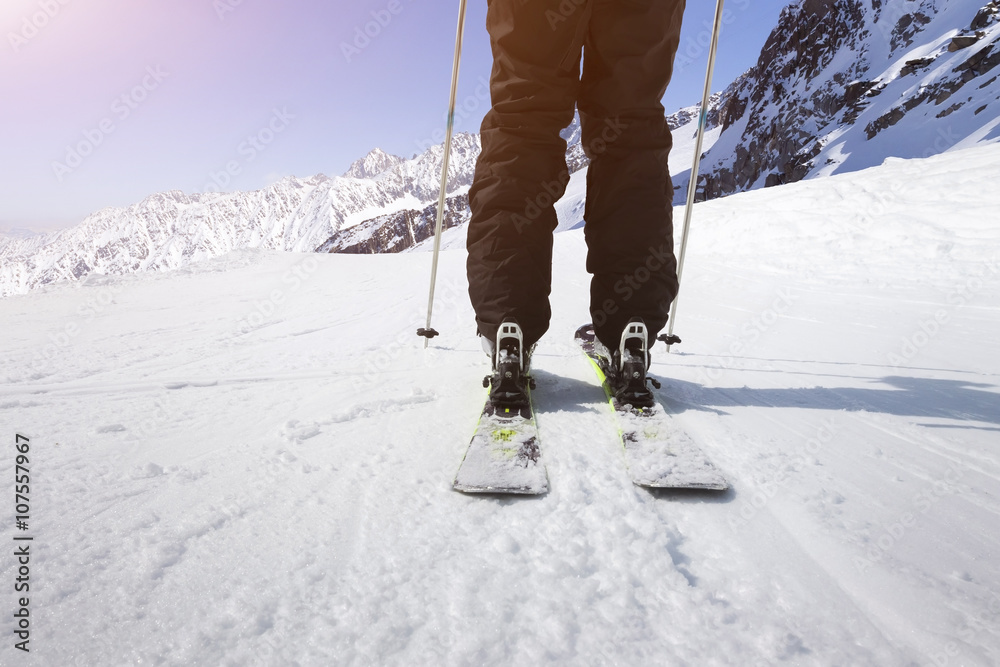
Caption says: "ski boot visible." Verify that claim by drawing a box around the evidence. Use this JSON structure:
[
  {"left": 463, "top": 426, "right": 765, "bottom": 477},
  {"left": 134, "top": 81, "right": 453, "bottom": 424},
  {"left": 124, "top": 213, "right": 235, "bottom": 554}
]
[
  {"left": 608, "top": 318, "right": 660, "bottom": 409},
  {"left": 482, "top": 320, "right": 534, "bottom": 408}
]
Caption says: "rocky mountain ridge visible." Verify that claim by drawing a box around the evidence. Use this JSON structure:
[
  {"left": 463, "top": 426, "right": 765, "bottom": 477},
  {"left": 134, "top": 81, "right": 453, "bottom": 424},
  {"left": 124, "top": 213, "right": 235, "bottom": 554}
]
[{"left": 679, "top": 0, "right": 1000, "bottom": 200}]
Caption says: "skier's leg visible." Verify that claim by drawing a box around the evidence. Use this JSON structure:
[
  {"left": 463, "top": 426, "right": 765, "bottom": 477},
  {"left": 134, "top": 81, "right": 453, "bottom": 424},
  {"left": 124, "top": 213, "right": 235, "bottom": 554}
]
[
  {"left": 467, "top": 0, "right": 592, "bottom": 349},
  {"left": 579, "top": 0, "right": 685, "bottom": 349}
]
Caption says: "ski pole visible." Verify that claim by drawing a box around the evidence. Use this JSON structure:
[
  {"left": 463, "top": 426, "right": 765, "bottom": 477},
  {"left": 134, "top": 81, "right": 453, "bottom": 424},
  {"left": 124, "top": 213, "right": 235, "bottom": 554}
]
[
  {"left": 663, "top": 0, "right": 726, "bottom": 353},
  {"left": 417, "top": 0, "right": 469, "bottom": 348}
]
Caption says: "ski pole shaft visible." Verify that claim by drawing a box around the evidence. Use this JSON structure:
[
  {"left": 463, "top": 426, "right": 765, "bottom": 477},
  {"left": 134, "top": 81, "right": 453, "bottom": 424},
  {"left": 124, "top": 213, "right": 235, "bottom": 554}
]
[
  {"left": 421, "top": 0, "right": 469, "bottom": 348},
  {"left": 666, "top": 0, "right": 726, "bottom": 352}
]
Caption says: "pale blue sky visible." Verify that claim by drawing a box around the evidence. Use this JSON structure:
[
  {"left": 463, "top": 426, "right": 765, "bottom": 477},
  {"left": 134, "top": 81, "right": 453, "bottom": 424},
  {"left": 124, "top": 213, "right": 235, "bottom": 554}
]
[{"left": 0, "top": 0, "right": 788, "bottom": 232}]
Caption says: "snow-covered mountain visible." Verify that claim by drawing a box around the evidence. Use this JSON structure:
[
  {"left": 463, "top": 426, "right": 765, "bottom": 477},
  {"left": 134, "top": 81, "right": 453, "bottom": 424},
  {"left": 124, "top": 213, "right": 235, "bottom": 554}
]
[
  {"left": 0, "top": 134, "right": 482, "bottom": 298},
  {"left": 316, "top": 117, "right": 595, "bottom": 255},
  {"left": 676, "top": 0, "right": 1000, "bottom": 200}
]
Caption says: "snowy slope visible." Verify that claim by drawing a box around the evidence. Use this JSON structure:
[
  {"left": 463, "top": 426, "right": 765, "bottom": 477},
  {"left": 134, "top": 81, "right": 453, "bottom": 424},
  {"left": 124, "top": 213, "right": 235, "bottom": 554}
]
[{"left": 2, "top": 145, "right": 999, "bottom": 666}]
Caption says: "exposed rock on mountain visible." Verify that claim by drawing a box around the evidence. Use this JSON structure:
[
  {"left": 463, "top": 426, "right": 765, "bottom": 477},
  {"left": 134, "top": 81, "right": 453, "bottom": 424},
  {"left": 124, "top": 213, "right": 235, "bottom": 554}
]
[
  {"left": 679, "top": 0, "right": 1000, "bottom": 201},
  {"left": 318, "top": 193, "right": 470, "bottom": 255}
]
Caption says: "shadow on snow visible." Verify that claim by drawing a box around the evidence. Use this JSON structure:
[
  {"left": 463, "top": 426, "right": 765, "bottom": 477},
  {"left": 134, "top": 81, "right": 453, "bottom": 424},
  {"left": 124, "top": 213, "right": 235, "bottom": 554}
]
[{"left": 660, "top": 374, "right": 1000, "bottom": 428}]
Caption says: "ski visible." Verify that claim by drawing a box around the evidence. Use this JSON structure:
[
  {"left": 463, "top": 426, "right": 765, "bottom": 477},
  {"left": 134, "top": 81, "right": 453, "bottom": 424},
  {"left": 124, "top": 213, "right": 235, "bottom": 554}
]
[
  {"left": 574, "top": 324, "right": 728, "bottom": 491},
  {"left": 453, "top": 388, "right": 548, "bottom": 494}
]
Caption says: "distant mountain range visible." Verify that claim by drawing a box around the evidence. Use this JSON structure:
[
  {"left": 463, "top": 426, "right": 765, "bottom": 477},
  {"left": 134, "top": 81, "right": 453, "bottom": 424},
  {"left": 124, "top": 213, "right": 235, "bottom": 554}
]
[
  {"left": 0, "top": 135, "right": 481, "bottom": 297},
  {"left": 3, "top": 0, "right": 998, "bottom": 297}
]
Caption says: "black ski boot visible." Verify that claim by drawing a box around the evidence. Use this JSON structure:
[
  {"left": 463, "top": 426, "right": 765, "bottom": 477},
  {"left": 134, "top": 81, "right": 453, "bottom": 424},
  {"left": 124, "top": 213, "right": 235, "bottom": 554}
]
[
  {"left": 608, "top": 318, "right": 658, "bottom": 409},
  {"left": 483, "top": 320, "right": 534, "bottom": 408}
]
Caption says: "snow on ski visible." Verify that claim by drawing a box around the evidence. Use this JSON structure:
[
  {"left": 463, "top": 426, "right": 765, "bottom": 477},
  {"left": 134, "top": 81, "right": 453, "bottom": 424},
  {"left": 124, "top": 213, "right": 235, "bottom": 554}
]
[
  {"left": 453, "top": 390, "right": 548, "bottom": 495},
  {"left": 575, "top": 324, "right": 728, "bottom": 491}
]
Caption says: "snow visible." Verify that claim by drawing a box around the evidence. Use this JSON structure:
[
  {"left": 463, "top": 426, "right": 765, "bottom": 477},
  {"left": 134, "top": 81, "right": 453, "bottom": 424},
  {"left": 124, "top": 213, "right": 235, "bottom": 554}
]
[{"left": 2, "top": 144, "right": 1000, "bottom": 665}]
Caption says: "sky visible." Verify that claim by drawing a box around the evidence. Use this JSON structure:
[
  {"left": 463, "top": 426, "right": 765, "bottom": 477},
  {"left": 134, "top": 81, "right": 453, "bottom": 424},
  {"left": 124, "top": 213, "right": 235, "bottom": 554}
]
[{"left": 0, "top": 0, "right": 789, "bottom": 233}]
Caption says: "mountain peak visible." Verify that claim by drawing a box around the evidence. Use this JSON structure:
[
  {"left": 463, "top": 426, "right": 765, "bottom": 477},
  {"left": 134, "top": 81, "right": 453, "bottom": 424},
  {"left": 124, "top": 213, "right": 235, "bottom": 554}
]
[{"left": 344, "top": 148, "right": 405, "bottom": 179}]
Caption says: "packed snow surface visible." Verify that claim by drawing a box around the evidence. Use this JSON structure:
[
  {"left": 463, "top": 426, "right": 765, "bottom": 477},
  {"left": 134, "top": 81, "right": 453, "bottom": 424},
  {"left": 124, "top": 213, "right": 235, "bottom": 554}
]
[{"left": 2, "top": 145, "right": 999, "bottom": 665}]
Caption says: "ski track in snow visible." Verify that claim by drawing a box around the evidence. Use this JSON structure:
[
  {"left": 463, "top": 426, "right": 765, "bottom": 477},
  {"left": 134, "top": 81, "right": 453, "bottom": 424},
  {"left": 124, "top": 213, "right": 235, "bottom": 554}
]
[{"left": 2, "top": 146, "right": 1000, "bottom": 665}]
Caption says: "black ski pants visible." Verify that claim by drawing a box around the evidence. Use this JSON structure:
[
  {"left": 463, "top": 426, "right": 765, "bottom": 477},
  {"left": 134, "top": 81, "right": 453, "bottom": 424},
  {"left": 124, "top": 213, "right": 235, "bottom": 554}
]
[{"left": 467, "top": 0, "right": 685, "bottom": 349}]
